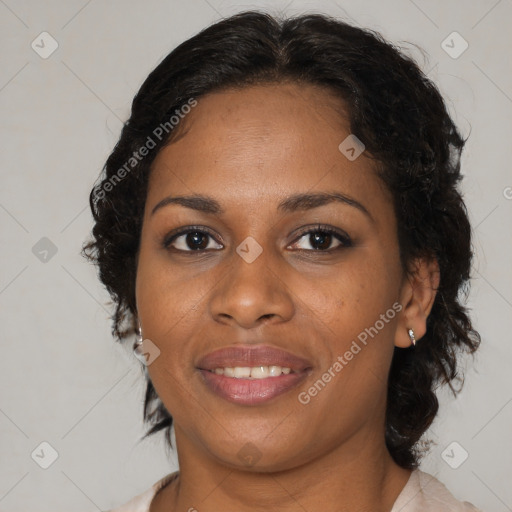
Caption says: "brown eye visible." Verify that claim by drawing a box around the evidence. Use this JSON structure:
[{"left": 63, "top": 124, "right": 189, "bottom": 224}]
[
  {"left": 163, "top": 227, "right": 223, "bottom": 252},
  {"left": 290, "top": 225, "right": 352, "bottom": 252},
  {"left": 308, "top": 232, "right": 335, "bottom": 250}
]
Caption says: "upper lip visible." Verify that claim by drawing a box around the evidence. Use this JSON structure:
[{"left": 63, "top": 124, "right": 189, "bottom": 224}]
[{"left": 196, "top": 345, "right": 312, "bottom": 372}]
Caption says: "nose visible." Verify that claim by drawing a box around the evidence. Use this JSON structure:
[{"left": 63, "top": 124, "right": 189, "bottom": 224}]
[{"left": 208, "top": 244, "right": 295, "bottom": 329}]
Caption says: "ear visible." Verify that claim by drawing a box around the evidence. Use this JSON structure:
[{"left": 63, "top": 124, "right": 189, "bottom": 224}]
[{"left": 394, "top": 257, "right": 440, "bottom": 348}]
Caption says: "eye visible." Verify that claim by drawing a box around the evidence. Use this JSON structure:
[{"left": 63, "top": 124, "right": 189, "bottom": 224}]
[
  {"left": 163, "top": 226, "right": 223, "bottom": 252},
  {"left": 162, "top": 224, "right": 352, "bottom": 254},
  {"left": 289, "top": 225, "right": 352, "bottom": 252}
]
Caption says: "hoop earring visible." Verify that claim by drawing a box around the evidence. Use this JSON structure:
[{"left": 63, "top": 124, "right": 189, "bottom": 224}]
[
  {"left": 133, "top": 320, "right": 143, "bottom": 353},
  {"left": 407, "top": 328, "right": 416, "bottom": 347}
]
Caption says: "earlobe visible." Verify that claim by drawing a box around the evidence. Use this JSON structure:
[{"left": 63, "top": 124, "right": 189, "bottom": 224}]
[{"left": 394, "top": 257, "right": 440, "bottom": 348}]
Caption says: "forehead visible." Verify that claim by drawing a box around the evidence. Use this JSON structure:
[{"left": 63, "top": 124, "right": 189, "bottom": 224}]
[{"left": 146, "top": 83, "right": 388, "bottom": 214}]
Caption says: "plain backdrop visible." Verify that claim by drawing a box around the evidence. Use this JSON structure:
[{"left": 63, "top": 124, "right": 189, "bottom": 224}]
[{"left": 0, "top": 0, "right": 511, "bottom": 511}]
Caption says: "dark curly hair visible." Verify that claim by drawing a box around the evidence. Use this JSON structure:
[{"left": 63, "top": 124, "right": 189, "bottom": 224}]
[{"left": 81, "top": 10, "right": 481, "bottom": 469}]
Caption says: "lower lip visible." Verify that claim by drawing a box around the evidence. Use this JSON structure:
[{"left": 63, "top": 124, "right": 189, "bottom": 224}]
[{"left": 198, "top": 369, "right": 309, "bottom": 405}]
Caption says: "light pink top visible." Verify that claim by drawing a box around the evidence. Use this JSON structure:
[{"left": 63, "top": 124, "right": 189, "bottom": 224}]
[{"left": 105, "top": 469, "right": 482, "bottom": 512}]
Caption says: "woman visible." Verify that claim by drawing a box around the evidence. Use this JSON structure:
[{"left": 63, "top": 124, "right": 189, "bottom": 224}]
[{"left": 82, "top": 10, "right": 482, "bottom": 512}]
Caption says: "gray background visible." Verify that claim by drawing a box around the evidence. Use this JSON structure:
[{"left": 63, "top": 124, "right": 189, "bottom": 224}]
[{"left": 0, "top": 0, "right": 511, "bottom": 511}]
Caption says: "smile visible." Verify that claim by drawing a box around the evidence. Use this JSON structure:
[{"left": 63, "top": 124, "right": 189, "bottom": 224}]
[
  {"left": 209, "top": 365, "right": 295, "bottom": 378},
  {"left": 198, "top": 368, "right": 310, "bottom": 405}
]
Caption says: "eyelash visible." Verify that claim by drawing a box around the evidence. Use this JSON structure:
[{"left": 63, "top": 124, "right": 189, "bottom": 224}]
[{"left": 162, "top": 224, "right": 353, "bottom": 254}]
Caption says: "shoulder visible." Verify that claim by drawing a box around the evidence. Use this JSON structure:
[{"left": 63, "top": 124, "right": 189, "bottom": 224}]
[
  {"left": 103, "top": 472, "right": 178, "bottom": 512},
  {"left": 391, "top": 469, "right": 483, "bottom": 512}
]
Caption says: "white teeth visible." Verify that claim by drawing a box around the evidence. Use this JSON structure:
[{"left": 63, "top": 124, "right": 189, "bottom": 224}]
[
  {"left": 250, "top": 366, "right": 269, "bottom": 378},
  {"left": 233, "top": 367, "right": 251, "bottom": 378},
  {"left": 211, "top": 366, "right": 294, "bottom": 378},
  {"left": 269, "top": 365, "right": 281, "bottom": 376}
]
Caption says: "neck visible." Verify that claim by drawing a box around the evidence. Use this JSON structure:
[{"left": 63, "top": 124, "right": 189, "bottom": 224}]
[{"left": 150, "top": 425, "right": 412, "bottom": 512}]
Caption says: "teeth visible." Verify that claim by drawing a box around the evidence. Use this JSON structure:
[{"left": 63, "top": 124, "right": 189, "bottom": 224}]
[
  {"left": 253, "top": 366, "right": 270, "bottom": 378},
  {"left": 269, "top": 365, "right": 282, "bottom": 376},
  {"left": 211, "top": 366, "right": 294, "bottom": 378},
  {"left": 234, "top": 367, "right": 251, "bottom": 378}
]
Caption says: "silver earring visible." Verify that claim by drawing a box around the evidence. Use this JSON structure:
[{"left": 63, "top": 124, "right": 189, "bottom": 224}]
[
  {"left": 133, "top": 320, "right": 143, "bottom": 353},
  {"left": 133, "top": 321, "right": 149, "bottom": 375},
  {"left": 407, "top": 328, "right": 416, "bottom": 346}
]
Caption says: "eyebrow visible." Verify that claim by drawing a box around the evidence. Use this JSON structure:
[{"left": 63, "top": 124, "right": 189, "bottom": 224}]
[{"left": 151, "top": 191, "right": 374, "bottom": 222}]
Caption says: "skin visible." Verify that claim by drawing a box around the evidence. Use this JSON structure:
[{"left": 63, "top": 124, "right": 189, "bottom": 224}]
[{"left": 135, "top": 82, "right": 439, "bottom": 512}]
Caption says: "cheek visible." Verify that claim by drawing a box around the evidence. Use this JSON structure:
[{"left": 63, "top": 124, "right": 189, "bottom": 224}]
[
  {"left": 298, "top": 266, "right": 399, "bottom": 402},
  {"left": 305, "top": 263, "right": 401, "bottom": 399},
  {"left": 136, "top": 241, "right": 212, "bottom": 321},
  {"left": 308, "top": 256, "right": 400, "bottom": 329},
  {"left": 135, "top": 249, "right": 224, "bottom": 387}
]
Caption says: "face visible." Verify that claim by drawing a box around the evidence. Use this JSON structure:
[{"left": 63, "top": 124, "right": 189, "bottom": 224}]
[{"left": 135, "top": 82, "right": 407, "bottom": 471}]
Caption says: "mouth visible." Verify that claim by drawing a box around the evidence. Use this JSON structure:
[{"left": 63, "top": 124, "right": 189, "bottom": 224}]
[
  {"left": 196, "top": 345, "right": 312, "bottom": 405},
  {"left": 206, "top": 365, "right": 298, "bottom": 378}
]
